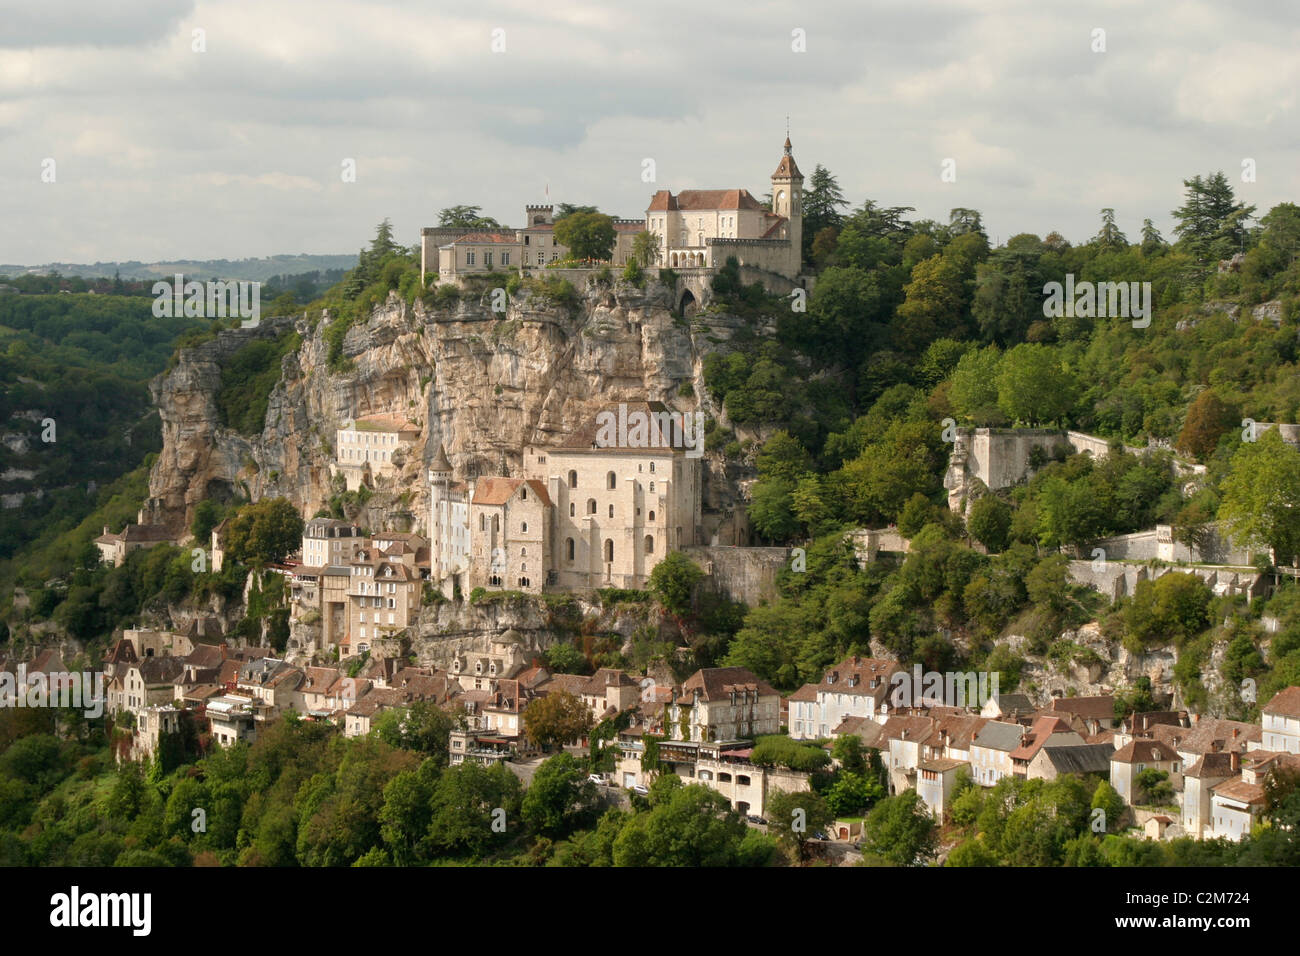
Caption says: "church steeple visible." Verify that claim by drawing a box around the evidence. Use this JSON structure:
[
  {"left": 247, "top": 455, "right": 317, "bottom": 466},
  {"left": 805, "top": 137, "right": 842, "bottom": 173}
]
[{"left": 771, "top": 132, "right": 803, "bottom": 273}]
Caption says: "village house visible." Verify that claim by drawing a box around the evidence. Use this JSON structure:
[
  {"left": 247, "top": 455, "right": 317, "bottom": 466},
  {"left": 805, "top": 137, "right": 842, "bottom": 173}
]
[
  {"left": 300, "top": 517, "right": 364, "bottom": 568},
  {"left": 1027, "top": 743, "right": 1114, "bottom": 782},
  {"left": 1109, "top": 739, "right": 1181, "bottom": 805},
  {"left": 334, "top": 415, "right": 421, "bottom": 491},
  {"left": 665, "top": 667, "right": 781, "bottom": 744},
  {"left": 1261, "top": 686, "right": 1300, "bottom": 753},
  {"left": 94, "top": 518, "right": 175, "bottom": 567},
  {"left": 1182, "top": 751, "right": 1238, "bottom": 839},
  {"left": 344, "top": 545, "right": 423, "bottom": 656},
  {"left": 1008, "top": 715, "right": 1086, "bottom": 778},
  {"left": 1048, "top": 696, "right": 1117, "bottom": 737},
  {"left": 969, "top": 720, "right": 1026, "bottom": 786},
  {"left": 789, "top": 656, "right": 900, "bottom": 740},
  {"left": 917, "top": 757, "right": 968, "bottom": 823},
  {"left": 980, "top": 692, "right": 1034, "bottom": 720}
]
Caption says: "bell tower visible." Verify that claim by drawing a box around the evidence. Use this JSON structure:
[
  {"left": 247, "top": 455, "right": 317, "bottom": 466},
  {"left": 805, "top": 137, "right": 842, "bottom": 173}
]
[{"left": 771, "top": 133, "right": 804, "bottom": 275}]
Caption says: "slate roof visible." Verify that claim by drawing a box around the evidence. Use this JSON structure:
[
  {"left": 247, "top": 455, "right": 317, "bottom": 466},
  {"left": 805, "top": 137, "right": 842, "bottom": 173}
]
[
  {"left": 1050, "top": 696, "right": 1116, "bottom": 721},
  {"left": 1039, "top": 743, "right": 1114, "bottom": 775},
  {"left": 973, "top": 720, "right": 1024, "bottom": 753},
  {"left": 1111, "top": 739, "right": 1178, "bottom": 764}
]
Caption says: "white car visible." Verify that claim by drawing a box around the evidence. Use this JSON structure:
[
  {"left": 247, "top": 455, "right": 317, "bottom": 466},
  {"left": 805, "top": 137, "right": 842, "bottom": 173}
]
[{"left": 587, "top": 774, "right": 605, "bottom": 785}]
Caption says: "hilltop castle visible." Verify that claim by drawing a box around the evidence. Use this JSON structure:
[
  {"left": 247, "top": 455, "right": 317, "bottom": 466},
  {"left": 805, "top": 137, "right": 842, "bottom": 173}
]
[{"left": 419, "top": 135, "right": 805, "bottom": 289}]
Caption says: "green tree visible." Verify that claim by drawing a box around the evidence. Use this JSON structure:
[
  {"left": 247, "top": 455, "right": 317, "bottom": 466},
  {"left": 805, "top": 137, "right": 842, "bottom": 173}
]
[
  {"left": 1170, "top": 172, "right": 1256, "bottom": 267},
  {"left": 631, "top": 231, "right": 660, "bottom": 266},
  {"left": 553, "top": 212, "right": 617, "bottom": 261},
  {"left": 224, "top": 497, "right": 304, "bottom": 565},
  {"left": 996, "top": 343, "right": 1078, "bottom": 425},
  {"left": 968, "top": 495, "right": 1012, "bottom": 552},
  {"left": 438, "top": 205, "right": 502, "bottom": 230},
  {"left": 648, "top": 551, "right": 704, "bottom": 616},
  {"left": 1218, "top": 428, "right": 1300, "bottom": 565},
  {"left": 766, "top": 789, "right": 835, "bottom": 862},
  {"left": 373, "top": 701, "right": 456, "bottom": 765},
  {"left": 523, "top": 690, "right": 593, "bottom": 751},
  {"left": 521, "top": 753, "right": 598, "bottom": 837},
  {"left": 862, "top": 790, "right": 937, "bottom": 866}
]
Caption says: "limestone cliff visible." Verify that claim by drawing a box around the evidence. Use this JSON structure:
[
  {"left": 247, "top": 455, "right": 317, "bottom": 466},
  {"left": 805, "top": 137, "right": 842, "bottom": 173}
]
[{"left": 145, "top": 277, "right": 753, "bottom": 539}]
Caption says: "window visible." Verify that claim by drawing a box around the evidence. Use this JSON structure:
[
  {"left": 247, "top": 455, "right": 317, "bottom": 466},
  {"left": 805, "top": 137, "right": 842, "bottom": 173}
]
[
  {"left": 521, "top": 487, "right": 527, "bottom": 500},
  {"left": 644, "top": 535, "right": 654, "bottom": 554},
  {"left": 606, "top": 471, "right": 616, "bottom": 489},
  {"left": 501, "top": 252, "right": 510, "bottom": 266},
  {"left": 649, "top": 481, "right": 654, "bottom": 492},
  {"left": 569, "top": 503, "right": 575, "bottom": 517},
  {"left": 466, "top": 250, "right": 476, "bottom": 266},
  {"left": 521, "top": 547, "right": 527, "bottom": 557},
  {"left": 587, "top": 499, "right": 597, "bottom": 514},
  {"left": 566, "top": 538, "right": 575, "bottom": 561},
  {"left": 649, "top": 461, "right": 655, "bottom": 473},
  {"left": 648, "top": 510, "right": 655, "bottom": 522},
  {"left": 568, "top": 470, "right": 577, "bottom": 488},
  {"left": 604, "top": 539, "right": 614, "bottom": 562},
  {"left": 521, "top": 522, "right": 528, "bottom": 533},
  {"left": 484, "top": 251, "right": 493, "bottom": 268}
]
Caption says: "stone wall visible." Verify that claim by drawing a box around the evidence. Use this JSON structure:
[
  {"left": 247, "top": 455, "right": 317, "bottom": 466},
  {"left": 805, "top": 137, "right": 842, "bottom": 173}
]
[
  {"left": 683, "top": 545, "right": 791, "bottom": 607},
  {"left": 1067, "top": 559, "right": 1267, "bottom": 605}
]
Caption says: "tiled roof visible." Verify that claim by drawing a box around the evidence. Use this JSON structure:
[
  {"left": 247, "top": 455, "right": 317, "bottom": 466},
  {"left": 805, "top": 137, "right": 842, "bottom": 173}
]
[
  {"left": 1263, "top": 686, "right": 1300, "bottom": 718},
  {"left": 787, "top": 683, "right": 818, "bottom": 703},
  {"left": 1050, "top": 696, "right": 1116, "bottom": 721},
  {"left": 817, "top": 656, "right": 900, "bottom": 703},
  {"left": 1039, "top": 744, "right": 1113, "bottom": 775},
  {"left": 1211, "top": 778, "right": 1265, "bottom": 805},
  {"left": 470, "top": 477, "right": 552, "bottom": 508},
  {"left": 680, "top": 666, "right": 778, "bottom": 702},
  {"left": 1111, "top": 739, "right": 1177, "bottom": 764},
  {"left": 443, "top": 232, "right": 519, "bottom": 245}
]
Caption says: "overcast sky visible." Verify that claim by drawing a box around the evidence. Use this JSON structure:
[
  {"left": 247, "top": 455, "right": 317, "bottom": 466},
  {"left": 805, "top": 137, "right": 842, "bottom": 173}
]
[{"left": 3, "top": 0, "right": 1298, "bottom": 264}]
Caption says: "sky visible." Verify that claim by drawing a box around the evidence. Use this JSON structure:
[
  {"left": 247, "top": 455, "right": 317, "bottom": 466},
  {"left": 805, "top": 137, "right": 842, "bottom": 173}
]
[{"left": 2, "top": 0, "right": 1298, "bottom": 264}]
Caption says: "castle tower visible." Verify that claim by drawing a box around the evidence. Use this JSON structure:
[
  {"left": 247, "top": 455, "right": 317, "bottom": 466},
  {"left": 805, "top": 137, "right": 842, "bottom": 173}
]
[
  {"left": 428, "top": 443, "right": 453, "bottom": 584},
  {"left": 771, "top": 134, "right": 804, "bottom": 275}
]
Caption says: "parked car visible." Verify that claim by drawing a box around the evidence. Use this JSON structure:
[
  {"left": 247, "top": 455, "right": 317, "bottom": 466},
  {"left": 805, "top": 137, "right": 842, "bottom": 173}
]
[
  {"left": 587, "top": 774, "right": 605, "bottom": 786},
  {"left": 813, "top": 831, "right": 831, "bottom": 841},
  {"left": 632, "top": 784, "right": 650, "bottom": 796},
  {"left": 746, "top": 815, "right": 768, "bottom": 825}
]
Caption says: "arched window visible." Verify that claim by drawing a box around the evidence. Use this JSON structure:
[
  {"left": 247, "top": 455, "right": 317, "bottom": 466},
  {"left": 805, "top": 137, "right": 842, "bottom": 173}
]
[
  {"left": 492, "top": 515, "right": 500, "bottom": 533},
  {"left": 521, "top": 522, "right": 528, "bottom": 533},
  {"left": 587, "top": 499, "right": 597, "bottom": 514},
  {"left": 648, "top": 510, "right": 655, "bottom": 522},
  {"left": 569, "top": 503, "right": 575, "bottom": 517},
  {"left": 608, "top": 504, "right": 614, "bottom": 518},
  {"left": 604, "top": 539, "right": 614, "bottom": 562},
  {"left": 606, "top": 471, "right": 616, "bottom": 489},
  {"left": 565, "top": 538, "right": 575, "bottom": 562},
  {"left": 568, "top": 470, "right": 577, "bottom": 488},
  {"left": 521, "top": 547, "right": 527, "bottom": 557},
  {"left": 479, "top": 514, "right": 486, "bottom": 531},
  {"left": 644, "top": 535, "right": 654, "bottom": 554},
  {"left": 649, "top": 461, "right": 655, "bottom": 473}
]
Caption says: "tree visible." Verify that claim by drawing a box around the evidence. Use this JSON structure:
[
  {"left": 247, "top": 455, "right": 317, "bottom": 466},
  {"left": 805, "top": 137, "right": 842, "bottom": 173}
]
[
  {"left": 1094, "top": 208, "right": 1128, "bottom": 252},
  {"left": 373, "top": 701, "right": 456, "bottom": 765},
  {"left": 1176, "top": 390, "right": 1238, "bottom": 461},
  {"left": 948, "top": 346, "right": 1003, "bottom": 424},
  {"left": 426, "top": 761, "right": 522, "bottom": 858},
  {"left": 996, "top": 343, "right": 1078, "bottom": 425},
  {"left": 612, "top": 783, "right": 752, "bottom": 867},
  {"left": 523, "top": 690, "right": 593, "bottom": 751},
  {"left": 438, "top": 205, "right": 502, "bottom": 230},
  {"left": 1219, "top": 428, "right": 1300, "bottom": 565},
  {"left": 521, "top": 753, "right": 598, "bottom": 837},
  {"left": 968, "top": 495, "right": 1011, "bottom": 552},
  {"left": 802, "top": 164, "right": 850, "bottom": 257},
  {"left": 648, "top": 551, "right": 703, "bottom": 616},
  {"left": 895, "top": 254, "right": 966, "bottom": 352},
  {"left": 553, "top": 203, "right": 599, "bottom": 222},
  {"left": 1140, "top": 218, "right": 1166, "bottom": 256},
  {"left": 542, "top": 642, "right": 590, "bottom": 675},
  {"left": 1170, "top": 172, "right": 1257, "bottom": 266},
  {"left": 1122, "top": 572, "right": 1212, "bottom": 649},
  {"left": 862, "top": 790, "right": 937, "bottom": 866},
  {"left": 1091, "top": 780, "right": 1125, "bottom": 834},
  {"left": 766, "top": 790, "right": 835, "bottom": 862},
  {"left": 224, "top": 497, "right": 304, "bottom": 565},
  {"left": 631, "top": 230, "right": 660, "bottom": 266},
  {"left": 553, "top": 212, "right": 616, "bottom": 261}
]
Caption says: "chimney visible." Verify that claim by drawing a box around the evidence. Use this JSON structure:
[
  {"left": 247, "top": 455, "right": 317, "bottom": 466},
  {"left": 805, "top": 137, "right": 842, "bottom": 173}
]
[
  {"left": 1232, "top": 728, "right": 1239, "bottom": 740},
  {"left": 1230, "top": 751, "right": 1240, "bottom": 773}
]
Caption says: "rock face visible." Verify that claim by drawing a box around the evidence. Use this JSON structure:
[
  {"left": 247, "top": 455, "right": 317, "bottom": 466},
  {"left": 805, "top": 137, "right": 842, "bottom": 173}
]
[{"left": 146, "top": 277, "right": 750, "bottom": 538}]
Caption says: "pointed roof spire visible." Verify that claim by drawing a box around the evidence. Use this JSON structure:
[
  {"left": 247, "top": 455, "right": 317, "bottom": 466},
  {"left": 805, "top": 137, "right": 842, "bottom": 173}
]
[{"left": 430, "top": 443, "right": 452, "bottom": 474}]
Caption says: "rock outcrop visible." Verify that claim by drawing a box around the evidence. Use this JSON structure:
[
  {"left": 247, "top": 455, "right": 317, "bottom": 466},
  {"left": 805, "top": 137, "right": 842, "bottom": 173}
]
[{"left": 146, "top": 277, "right": 752, "bottom": 538}]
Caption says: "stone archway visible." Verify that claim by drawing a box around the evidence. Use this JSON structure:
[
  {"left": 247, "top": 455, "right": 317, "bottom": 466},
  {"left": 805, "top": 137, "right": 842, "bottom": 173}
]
[{"left": 678, "top": 288, "right": 697, "bottom": 317}]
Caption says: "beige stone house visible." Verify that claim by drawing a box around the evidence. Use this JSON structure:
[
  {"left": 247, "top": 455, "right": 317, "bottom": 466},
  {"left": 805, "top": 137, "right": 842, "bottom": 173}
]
[
  {"left": 345, "top": 547, "right": 423, "bottom": 654},
  {"left": 666, "top": 666, "right": 781, "bottom": 743},
  {"left": 334, "top": 415, "right": 420, "bottom": 491}
]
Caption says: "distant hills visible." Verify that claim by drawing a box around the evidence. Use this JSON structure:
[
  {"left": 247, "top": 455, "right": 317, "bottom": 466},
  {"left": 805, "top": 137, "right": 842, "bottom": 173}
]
[{"left": 0, "top": 254, "right": 358, "bottom": 282}]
